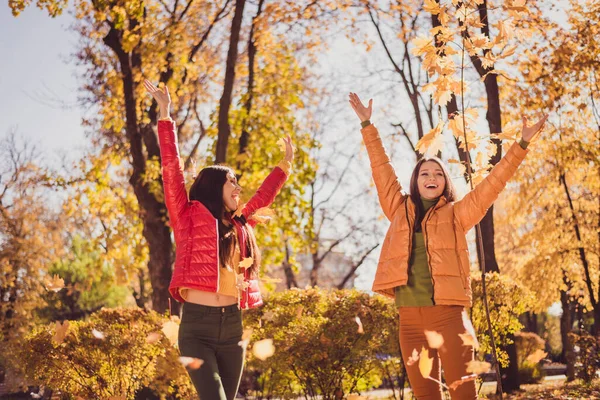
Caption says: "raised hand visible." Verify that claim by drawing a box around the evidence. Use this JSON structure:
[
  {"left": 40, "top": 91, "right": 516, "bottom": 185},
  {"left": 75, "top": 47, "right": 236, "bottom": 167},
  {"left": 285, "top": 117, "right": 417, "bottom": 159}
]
[
  {"left": 521, "top": 113, "right": 548, "bottom": 142},
  {"left": 144, "top": 79, "right": 171, "bottom": 119},
  {"left": 283, "top": 135, "right": 294, "bottom": 163},
  {"left": 348, "top": 92, "right": 373, "bottom": 123}
]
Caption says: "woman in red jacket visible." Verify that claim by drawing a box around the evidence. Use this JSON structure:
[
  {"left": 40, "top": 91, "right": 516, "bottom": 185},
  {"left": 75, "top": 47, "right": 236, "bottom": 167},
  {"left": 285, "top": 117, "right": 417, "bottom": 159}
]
[{"left": 144, "top": 80, "right": 293, "bottom": 400}]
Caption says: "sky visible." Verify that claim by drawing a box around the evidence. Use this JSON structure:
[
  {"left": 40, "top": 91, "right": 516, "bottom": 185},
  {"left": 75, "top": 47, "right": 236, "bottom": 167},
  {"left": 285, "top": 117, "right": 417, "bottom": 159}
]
[
  {"left": 0, "top": 6, "right": 88, "bottom": 156},
  {"left": 0, "top": 2, "right": 572, "bottom": 298}
]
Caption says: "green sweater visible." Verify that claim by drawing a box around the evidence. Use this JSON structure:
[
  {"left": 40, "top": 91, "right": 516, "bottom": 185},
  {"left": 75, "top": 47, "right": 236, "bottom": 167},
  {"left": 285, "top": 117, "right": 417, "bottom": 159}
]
[{"left": 395, "top": 197, "right": 438, "bottom": 308}]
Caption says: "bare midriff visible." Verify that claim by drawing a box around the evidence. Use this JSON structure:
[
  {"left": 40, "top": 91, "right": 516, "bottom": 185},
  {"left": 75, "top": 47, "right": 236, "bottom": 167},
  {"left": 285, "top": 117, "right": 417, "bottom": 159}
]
[{"left": 183, "top": 289, "right": 238, "bottom": 307}]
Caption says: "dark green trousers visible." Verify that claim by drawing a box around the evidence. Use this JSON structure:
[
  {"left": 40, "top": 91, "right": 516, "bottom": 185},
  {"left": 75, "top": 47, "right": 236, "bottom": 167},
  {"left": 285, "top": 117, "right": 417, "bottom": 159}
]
[{"left": 178, "top": 303, "right": 244, "bottom": 400}]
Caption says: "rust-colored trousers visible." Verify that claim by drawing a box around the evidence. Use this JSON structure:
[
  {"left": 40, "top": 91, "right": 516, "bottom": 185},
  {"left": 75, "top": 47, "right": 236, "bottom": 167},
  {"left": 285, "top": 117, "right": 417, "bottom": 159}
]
[{"left": 399, "top": 305, "right": 477, "bottom": 400}]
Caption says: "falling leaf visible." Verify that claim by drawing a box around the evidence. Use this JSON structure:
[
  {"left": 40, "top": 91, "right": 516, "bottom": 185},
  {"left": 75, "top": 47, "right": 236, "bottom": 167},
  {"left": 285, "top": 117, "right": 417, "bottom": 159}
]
[
  {"left": 253, "top": 339, "right": 275, "bottom": 360},
  {"left": 45, "top": 274, "right": 65, "bottom": 292},
  {"left": 91, "top": 329, "right": 105, "bottom": 340},
  {"left": 415, "top": 123, "right": 444, "bottom": 155},
  {"left": 162, "top": 320, "right": 179, "bottom": 347},
  {"left": 418, "top": 346, "right": 434, "bottom": 378},
  {"left": 53, "top": 321, "right": 70, "bottom": 344},
  {"left": 355, "top": 316, "right": 364, "bottom": 334},
  {"left": 179, "top": 356, "right": 204, "bottom": 370},
  {"left": 466, "top": 360, "right": 491, "bottom": 374},
  {"left": 236, "top": 273, "right": 250, "bottom": 291},
  {"left": 424, "top": 330, "right": 444, "bottom": 349},
  {"left": 459, "top": 332, "right": 479, "bottom": 349},
  {"left": 146, "top": 332, "right": 161, "bottom": 344},
  {"left": 423, "top": 0, "right": 441, "bottom": 14},
  {"left": 262, "top": 310, "right": 275, "bottom": 321},
  {"left": 347, "top": 395, "right": 368, "bottom": 400},
  {"left": 277, "top": 138, "right": 286, "bottom": 152},
  {"left": 406, "top": 348, "right": 420, "bottom": 366},
  {"left": 461, "top": 311, "right": 480, "bottom": 350},
  {"left": 238, "top": 328, "right": 253, "bottom": 349},
  {"left": 252, "top": 207, "right": 276, "bottom": 224},
  {"left": 449, "top": 374, "right": 478, "bottom": 390},
  {"left": 526, "top": 349, "right": 548, "bottom": 364},
  {"left": 233, "top": 203, "right": 246, "bottom": 218},
  {"left": 239, "top": 257, "right": 254, "bottom": 270}
]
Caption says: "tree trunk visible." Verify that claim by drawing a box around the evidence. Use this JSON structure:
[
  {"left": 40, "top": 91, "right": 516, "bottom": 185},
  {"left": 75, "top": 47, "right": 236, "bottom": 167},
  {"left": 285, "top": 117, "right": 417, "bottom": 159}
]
[
  {"left": 282, "top": 240, "right": 298, "bottom": 289},
  {"left": 237, "top": 0, "right": 264, "bottom": 166},
  {"left": 560, "top": 288, "right": 576, "bottom": 381},
  {"left": 216, "top": 0, "right": 246, "bottom": 164},
  {"left": 103, "top": 25, "right": 176, "bottom": 314}
]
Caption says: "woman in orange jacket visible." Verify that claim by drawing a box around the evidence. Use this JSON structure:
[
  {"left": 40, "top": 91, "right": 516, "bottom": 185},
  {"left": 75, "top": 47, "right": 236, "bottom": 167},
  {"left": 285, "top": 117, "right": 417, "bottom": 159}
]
[{"left": 349, "top": 92, "right": 547, "bottom": 400}]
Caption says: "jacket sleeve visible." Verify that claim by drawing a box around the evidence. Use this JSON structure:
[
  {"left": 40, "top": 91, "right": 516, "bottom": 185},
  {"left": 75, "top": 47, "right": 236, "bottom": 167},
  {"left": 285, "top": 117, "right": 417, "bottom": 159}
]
[
  {"left": 454, "top": 141, "right": 528, "bottom": 232},
  {"left": 361, "top": 124, "right": 407, "bottom": 221},
  {"left": 158, "top": 119, "right": 189, "bottom": 230},
  {"left": 242, "top": 164, "right": 288, "bottom": 225}
]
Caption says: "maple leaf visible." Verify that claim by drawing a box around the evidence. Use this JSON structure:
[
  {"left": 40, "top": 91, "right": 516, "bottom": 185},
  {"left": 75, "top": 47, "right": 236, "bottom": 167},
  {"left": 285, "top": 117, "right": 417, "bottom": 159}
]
[
  {"left": 277, "top": 138, "right": 286, "bottom": 152},
  {"left": 262, "top": 310, "right": 275, "bottom": 321},
  {"left": 419, "top": 346, "right": 434, "bottom": 378},
  {"left": 423, "top": 0, "right": 441, "bottom": 15},
  {"left": 424, "top": 330, "right": 444, "bottom": 349},
  {"left": 461, "top": 310, "right": 480, "bottom": 350},
  {"left": 239, "top": 257, "right": 254, "bottom": 270},
  {"left": 447, "top": 158, "right": 466, "bottom": 176},
  {"left": 238, "top": 328, "right": 253, "bottom": 349},
  {"left": 406, "top": 348, "right": 419, "bottom": 366},
  {"left": 53, "top": 321, "right": 70, "bottom": 344},
  {"left": 253, "top": 338, "right": 275, "bottom": 360},
  {"left": 162, "top": 319, "right": 179, "bottom": 347},
  {"left": 146, "top": 332, "right": 161, "bottom": 344},
  {"left": 415, "top": 123, "right": 444, "bottom": 155},
  {"left": 355, "top": 316, "right": 364, "bottom": 334},
  {"left": 91, "top": 329, "right": 105, "bottom": 340},
  {"left": 449, "top": 374, "right": 478, "bottom": 390},
  {"left": 179, "top": 357, "right": 204, "bottom": 370},
  {"left": 526, "top": 349, "right": 548, "bottom": 364},
  {"left": 236, "top": 273, "right": 250, "bottom": 291},
  {"left": 411, "top": 36, "right": 435, "bottom": 56},
  {"left": 466, "top": 360, "right": 491, "bottom": 374},
  {"left": 233, "top": 203, "right": 246, "bottom": 218},
  {"left": 45, "top": 274, "right": 65, "bottom": 292}
]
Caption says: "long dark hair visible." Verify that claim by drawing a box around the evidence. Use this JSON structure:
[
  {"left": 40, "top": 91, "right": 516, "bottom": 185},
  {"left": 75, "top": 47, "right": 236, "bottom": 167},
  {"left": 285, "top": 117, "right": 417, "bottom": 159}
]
[
  {"left": 408, "top": 156, "right": 456, "bottom": 229},
  {"left": 189, "top": 165, "right": 261, "bottom": 277}
]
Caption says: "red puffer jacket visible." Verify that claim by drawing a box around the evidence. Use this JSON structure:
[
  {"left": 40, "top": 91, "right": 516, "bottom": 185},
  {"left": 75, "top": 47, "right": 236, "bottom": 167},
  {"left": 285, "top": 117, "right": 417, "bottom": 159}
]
[{"left": 158, "top": 120, "right": 288, "bottom": 309}]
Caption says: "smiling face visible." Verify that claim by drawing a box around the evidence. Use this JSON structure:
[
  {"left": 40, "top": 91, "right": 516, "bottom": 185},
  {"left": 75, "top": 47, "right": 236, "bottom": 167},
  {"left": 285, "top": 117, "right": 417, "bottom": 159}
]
[
  {"left": 222, "top": 172, "right": 241, "bottom": 212},
  {"left": 417, "top": 160, "right": 446, "bottom": 200}
]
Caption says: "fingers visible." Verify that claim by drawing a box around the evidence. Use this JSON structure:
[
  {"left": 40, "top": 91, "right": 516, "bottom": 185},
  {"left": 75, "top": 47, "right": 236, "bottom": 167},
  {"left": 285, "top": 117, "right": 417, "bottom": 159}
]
[
  {"left": 143, "top": 79, "right": 157, "bottom": 93},
  {"left": 368, "top": 98, "right": 373, "bottom": 110}
]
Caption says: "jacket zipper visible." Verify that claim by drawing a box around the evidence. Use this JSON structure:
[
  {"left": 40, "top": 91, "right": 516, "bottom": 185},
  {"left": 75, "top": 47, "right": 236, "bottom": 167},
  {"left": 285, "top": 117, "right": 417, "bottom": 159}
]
[
  {"left": 453, "top": 217, "right": 468, "bottom": 290},
  {"left": 422, "top": 201, "right": 439, "bottom": 302},
  {"left": 405, "top": 201, "right": 412, "bottom": 275}
]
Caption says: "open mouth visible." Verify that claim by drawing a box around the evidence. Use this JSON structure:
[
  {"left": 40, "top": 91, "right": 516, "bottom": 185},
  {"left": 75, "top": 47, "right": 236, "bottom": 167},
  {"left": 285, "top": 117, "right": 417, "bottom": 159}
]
[{"left": 425, "top": 184, "right": 438, "bottom": 189}]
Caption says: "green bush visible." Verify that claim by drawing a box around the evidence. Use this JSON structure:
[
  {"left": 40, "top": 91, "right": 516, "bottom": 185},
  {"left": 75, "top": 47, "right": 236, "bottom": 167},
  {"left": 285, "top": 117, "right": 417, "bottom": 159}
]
[
  {"left": 242, "top": 288, "right": 405, "bottom": 399},
  {"left": 471, "top": 272, "right": 536, "bottom": 367},
  {"left": 569, "top": 331, "right": 600, "bottom": 383},
  {"left": 515, "top": 331, "right": 546, "bottom": 384},
  {"left": 9, "top": 308, "right": 194, "bottom": 399}
]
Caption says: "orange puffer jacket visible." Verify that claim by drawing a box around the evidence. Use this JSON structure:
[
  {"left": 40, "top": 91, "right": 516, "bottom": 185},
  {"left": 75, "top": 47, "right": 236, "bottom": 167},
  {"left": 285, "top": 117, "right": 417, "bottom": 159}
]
[{"left": 362, "top": 124, "right": 528, "bottom": 307}]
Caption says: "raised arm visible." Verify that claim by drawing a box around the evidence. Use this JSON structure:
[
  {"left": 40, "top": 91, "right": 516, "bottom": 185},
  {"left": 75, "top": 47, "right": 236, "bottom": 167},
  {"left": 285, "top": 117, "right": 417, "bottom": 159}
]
[
  {"left": 144, "top": 79, "right": 188, "bottom": 230},
  {"left": 454, "top": 114, "right": 548, "bottom": 231},
  {"left": 242, "top": 135, "right": 294, "bottom": 225},
  {"left": 349, "top": 92, "right": 406, "bottom": 221}
]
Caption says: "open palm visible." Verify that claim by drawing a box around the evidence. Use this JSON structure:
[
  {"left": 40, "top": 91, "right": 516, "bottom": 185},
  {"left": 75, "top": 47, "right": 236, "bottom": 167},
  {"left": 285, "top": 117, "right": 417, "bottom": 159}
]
[
  {"left": 522, "top": 114, "right": 548, "bottom": 142},
  {"left": 143, "top": 79, "right": 171, "bottom": 110},
  {"left": 348, "top": 92, "right": 373, "bottom": 123}
]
